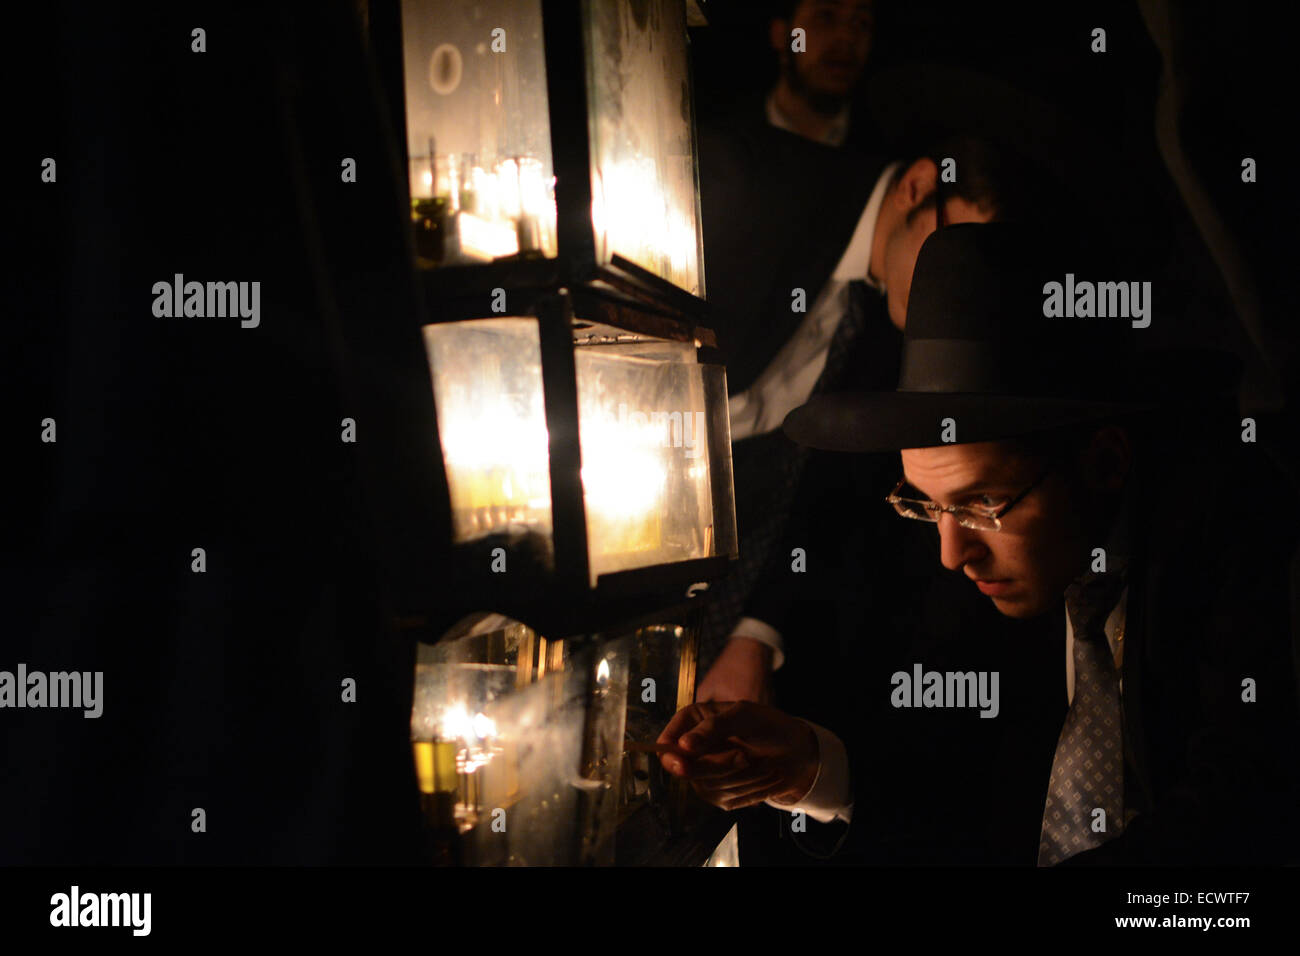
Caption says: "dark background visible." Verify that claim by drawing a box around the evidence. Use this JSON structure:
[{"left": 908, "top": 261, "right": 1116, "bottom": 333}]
[{"left": 6, "top": 0, "right": 1292, "bottom": 864}]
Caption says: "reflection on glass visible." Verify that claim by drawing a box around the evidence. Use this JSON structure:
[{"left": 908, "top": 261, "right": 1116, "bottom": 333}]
[
  {"left": 703, "top": 823, "right": 740, "bottom": 867},
  {"left": 575, "top": 344, "right": 717, "bottom": 579},
  {"left": 411, "top": 663, "right": 518, "bottom": 827},
  {"left": 423, "top": 321, "right": 738, "bottom": 581},
  {"left": 402, "top": 0, "right": 558, "bottom": 265},
  {"left": 584, "top": 0, "right": 704, "bottom": 294},
  {"left": 413, "top": 620, "right": 592, "bottom": 865},
  {"left": 423, "top": 318, "right": 554, "bottom": 559}
]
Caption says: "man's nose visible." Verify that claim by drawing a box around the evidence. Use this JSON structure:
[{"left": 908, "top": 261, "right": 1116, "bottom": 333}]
[{"left": 937, "top": 513, "right": 988, "bottom": 571}]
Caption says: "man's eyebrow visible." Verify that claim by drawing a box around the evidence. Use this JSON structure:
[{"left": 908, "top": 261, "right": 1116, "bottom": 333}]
[{"left": 903, "top": 476, "right": 1010, "bottom": 502}]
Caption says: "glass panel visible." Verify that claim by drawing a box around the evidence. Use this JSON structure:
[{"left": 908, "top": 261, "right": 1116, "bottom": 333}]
[
  {"left": 612, "top": 621, "right": 704, "bottom": 856},
  {"left": 574, "top": 345, "right": 735, "bottom": 581},
  {"left": 410, "top": 661, "right": 518, "bottom": 820},
  {"left": 426, "top": 611, "right": 536, "bottom": 668},
  {"left": 583, "top": 0, "right": 704, "bottom": 296},
  {"left": 575, "top": 636, "right": 630, "bottom": 866},
  {"left": 701, "top": 362, "right": 738, "bottom": 559},
  {"left": 411, "top": 648, "right": 590, "bottom": 865},
  {"left": 411, "top": 621, "right": 629, "bottom": 865},
  {"left": 401, "top": 0, "right": 558, "bottom": 266},
  {"left": 422, "top": 318, "right": 553, "bottom": 566},
  {"left": 703, "top": 823, "right": 740, "bottom": 867},
  {"left": 623, "top": 624, "right": 688, "bottom": 753},
  {"left": 424, "top": 319, "right": 737, "bottom": 583}
]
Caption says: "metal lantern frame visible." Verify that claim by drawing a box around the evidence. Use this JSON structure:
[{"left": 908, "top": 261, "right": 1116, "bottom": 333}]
[{"left": 378, "top": 0, "right": 735, "bottom": 635}]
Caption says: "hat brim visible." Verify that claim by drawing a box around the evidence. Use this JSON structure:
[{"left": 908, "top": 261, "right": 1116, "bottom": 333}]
[{"left": 782, "top": 391, "right": 1143, "bottom": 453}]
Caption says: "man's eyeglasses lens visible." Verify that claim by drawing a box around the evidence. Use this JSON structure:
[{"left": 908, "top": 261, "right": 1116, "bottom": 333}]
[{"left": 889, "top": 490, "right": 1001, "bottom": 531}]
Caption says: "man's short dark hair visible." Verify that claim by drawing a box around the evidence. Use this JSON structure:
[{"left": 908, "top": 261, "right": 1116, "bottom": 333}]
[
  {"left": 1002, "top": 417, "right": 1150, "bottom": 481},
  {"left": 769, "top": 0, "right": 806, "bottom": 21},
  {"left": 771, "top": 0, "right": 875, "bottom": 22},
  {"left": 897, "top": 135, "right": 1061, "bottom": 227}
]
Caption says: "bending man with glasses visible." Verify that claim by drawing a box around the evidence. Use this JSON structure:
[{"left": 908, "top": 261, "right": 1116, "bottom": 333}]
[{"left": 657, "top": 223, "right": 1300, "bottom": 865}]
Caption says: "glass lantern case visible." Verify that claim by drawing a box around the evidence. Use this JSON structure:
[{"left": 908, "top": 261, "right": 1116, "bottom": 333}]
[
  {"left": 400, "top": 0, "right": 706, "bottom": 296},
  {"left": 397, "top": 0, "right": 732, "bottom": 611},
  {"left": 423, "top": 320, "right": 734, "bottom": 586},
  {"left": 382, "top": 0, "right": 736, "bottom": 866}
]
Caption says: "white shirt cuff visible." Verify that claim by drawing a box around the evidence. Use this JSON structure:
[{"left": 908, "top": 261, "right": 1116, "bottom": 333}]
[
  {"left": 765, "top": 720, "right": 853, "bottom": 825},
  {"left": 727, "top": 618, "right": 785, "bottom": 670},
  {"left": 728, "top": 391, "right": 756, "bottom": 442}
]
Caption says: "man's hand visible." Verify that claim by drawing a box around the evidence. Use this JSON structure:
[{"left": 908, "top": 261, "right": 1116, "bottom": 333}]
[
  {"left": 656, "top": 700, "right": 819, "bottom": 811},
  {"left": 695, "top": 636, "right": 773, "bottom": 704}
]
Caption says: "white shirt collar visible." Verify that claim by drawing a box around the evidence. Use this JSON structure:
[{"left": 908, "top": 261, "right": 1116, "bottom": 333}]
[
  {"left": 765, "top": 89, "right": 851, "bottom": 148},
  {"left": 830, "top": 161, "right": 900, "bottom": 292}
]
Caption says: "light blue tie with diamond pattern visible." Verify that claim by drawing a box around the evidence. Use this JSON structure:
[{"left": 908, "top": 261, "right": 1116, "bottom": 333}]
[{"left": 1037, "top": 570, "right": 1127, "bottom": 866}]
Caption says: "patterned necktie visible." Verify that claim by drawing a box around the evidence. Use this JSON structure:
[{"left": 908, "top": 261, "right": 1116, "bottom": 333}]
[
  {"left": 1037, "top": 568, "right": 1128, "bottom": 865},
  {"left": 814, "top": 279, "right": 873, "bottom": 393}
]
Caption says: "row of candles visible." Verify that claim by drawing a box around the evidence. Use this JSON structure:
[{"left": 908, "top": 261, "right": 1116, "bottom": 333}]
[
  {"left": 412, "top": 655, "right": 618, "bottom": 830},
  {"left": 413, "top": 703, "right": 519, "bottom": 821},
  {"left": 429, "top": 343, "right": 715, "bottom": 568},
  {"left": 415, "top": 152, "right": 557, "bottom": 260},
  {"left": 412, "top": 149, "right": 699, "bottom": 292}
]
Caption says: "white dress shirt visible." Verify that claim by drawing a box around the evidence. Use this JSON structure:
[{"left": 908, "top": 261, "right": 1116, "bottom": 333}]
[
  {"left": 766, "top": 719, "right": 854, "bottom": 824},
  {"left": 728, "top": 160, "right": 898, "bottom": 444},
  {"left": 765, "top": 89, "right": 851, "bottom": 148}
]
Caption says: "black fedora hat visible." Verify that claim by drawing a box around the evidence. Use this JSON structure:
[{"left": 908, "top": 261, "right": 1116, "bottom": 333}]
[{"left": 783, "top": 223, "right": 1150, "bottom": 452}]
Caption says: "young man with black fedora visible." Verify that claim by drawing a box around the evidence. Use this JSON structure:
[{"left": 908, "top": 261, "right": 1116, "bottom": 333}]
[{"left": 658, "top": 222, "right": 1300, "bottom": 864}]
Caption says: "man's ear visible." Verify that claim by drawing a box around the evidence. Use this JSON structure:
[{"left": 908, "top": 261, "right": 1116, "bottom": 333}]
[
  {"left": 770, "top": 18, "right": 790, "bottom": 56},
  {"left": 894, "top": 157, "right": 940, "bottom": 214},
  {"left": 1082, "top": 425, "right": 1131, "bottom": 494}
]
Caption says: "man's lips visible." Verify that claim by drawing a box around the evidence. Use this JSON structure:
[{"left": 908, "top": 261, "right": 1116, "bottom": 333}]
[
  {"left": 819, "top": 54, "right": 860, "bottom": 70},
  {"left": 971, "top": 578, "right": 1014, "bottom": 597},
  {"left": 822, "top": 60, "right": 858, "bottom": 75}
]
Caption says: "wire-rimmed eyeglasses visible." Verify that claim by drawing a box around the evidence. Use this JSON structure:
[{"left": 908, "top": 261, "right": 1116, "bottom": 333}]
[{"left": 885, "top": 466, "right": 1052, "bottom": 532}]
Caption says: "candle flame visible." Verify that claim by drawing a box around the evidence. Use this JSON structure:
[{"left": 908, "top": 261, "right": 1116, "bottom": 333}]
[{"left": 438, "top": 703, "right": 497, "bottom": 743}]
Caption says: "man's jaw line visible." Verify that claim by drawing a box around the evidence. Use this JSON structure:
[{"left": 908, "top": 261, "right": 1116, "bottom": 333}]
[{"left": 784, "top": 61, "right": 851, "bottom": 116}]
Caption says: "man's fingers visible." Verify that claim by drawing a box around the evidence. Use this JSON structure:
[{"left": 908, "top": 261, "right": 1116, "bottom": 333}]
[
  {"left": 718, "top": 789, "right": 779, "bottom": 811},
  {"left": 708, "top": 765, "right": 783, "bottom": 794},
  {"left": 702, "top": 769, "right": 785, "bottom": 803},
  {"left": 677, "top": 715, "right": 723, "bottom": 753},
  {"left": 657, "top": 701, "right": 729, "bottom": 746},
  {"left": 660, "top": 747, "right": 751, "bottom": 782},
  {"left": 657, "top": 704, "right": 705, "bottom": 745},
  {"left": 719, "top": 781, "right": 786, "bottom": 811},
  {"left": 661, "top": 753, "right": 689, "bottom": 777},
  {"left": 678, "top": 705, "right": 750, "bottom": 754},
  {"left": 694, "top": 771, "right": 787, "bottom": 811}
]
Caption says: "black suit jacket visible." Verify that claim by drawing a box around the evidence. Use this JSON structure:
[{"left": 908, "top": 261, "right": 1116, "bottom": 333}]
[
  {"left": 1060, "top": 412, "right": 1300, "bottom": 864},
  {"left": 697, "top": 99, "right": 889, "bottom": 395}
]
